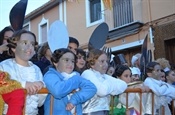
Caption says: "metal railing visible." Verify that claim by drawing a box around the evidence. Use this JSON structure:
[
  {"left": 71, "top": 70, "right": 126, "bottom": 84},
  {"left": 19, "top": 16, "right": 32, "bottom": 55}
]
[{"left": 23, "top": 88, "right": 174, "bottom": 115}]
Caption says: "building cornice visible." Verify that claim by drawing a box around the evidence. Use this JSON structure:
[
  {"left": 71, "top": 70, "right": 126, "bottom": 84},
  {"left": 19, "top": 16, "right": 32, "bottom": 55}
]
[
  {"left": 24, "top": 0, "right": 60, "bottom": 24},
  {"left": 108, "top": 21, "right": 144, "bottom": 40}
]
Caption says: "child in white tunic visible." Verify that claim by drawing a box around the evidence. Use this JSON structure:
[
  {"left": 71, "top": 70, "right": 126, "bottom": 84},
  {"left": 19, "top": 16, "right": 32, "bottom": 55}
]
[
  {"left": 144, "top": 61, "right": 175, "bottom": 115},
  {"left": 165, "top": 69, "right": 175, "bottom": 112},
  {"left": 81, "top": 49, "right": 127, "bottom": 115},
  {"left": 113, "top": 64, "right": 150, "bottom": 115},
  {"left": 0, "top": 30, "right": 45, "bottom": 115}
]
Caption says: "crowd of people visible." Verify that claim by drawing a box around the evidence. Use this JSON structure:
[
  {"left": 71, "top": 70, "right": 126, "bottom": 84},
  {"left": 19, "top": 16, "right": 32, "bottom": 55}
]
[{"left": 0, "top": 25, "right": 175, "bottom": 115}]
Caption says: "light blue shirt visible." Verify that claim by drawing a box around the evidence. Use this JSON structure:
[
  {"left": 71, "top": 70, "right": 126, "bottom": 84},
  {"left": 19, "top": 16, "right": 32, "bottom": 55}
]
[{"left": 44, "top": 67, "right": 97, "bottom": 115}]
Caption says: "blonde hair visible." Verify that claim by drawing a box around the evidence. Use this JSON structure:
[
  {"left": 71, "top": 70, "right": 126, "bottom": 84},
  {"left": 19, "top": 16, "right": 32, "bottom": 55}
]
[
  {"left": 155, "top": 58, "right": 171, "bottom": 69},
  {"left": 86, "top": 49, "right": 106, "bottom": 68}
]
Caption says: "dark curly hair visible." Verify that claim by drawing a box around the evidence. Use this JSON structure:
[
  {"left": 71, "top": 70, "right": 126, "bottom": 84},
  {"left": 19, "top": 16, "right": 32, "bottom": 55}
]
[
  {"left": 51, "top": 48, "right": 77, "bottom": 68},
  {"left": 113, "top": 64, "right": 131, "bottom": 78},
  {"left": 76, "top": 48, "right": 86, "bottom": 58},
  {"left": 74, "top": 48, "right": 87, "bottom": 74}
]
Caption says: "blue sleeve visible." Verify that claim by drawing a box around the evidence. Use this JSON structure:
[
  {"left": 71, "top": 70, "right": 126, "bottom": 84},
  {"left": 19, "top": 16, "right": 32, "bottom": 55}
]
[
  {"left": 44, "top": 70, "right": 82, "bottom": 99},
  {"left": 69, "top": 77, "right": 97, "bottom": 106}
]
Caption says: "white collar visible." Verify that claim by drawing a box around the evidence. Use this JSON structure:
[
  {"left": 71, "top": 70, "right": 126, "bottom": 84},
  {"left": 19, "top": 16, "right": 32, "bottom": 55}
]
[{"left": 61, "top": 72, "right": 76, "bottom": 80}]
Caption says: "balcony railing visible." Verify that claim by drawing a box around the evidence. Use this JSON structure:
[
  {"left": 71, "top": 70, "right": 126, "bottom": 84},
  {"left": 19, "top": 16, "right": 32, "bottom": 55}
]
[{"left": 113, "top": 0, "right": 133, "bottom": 28}]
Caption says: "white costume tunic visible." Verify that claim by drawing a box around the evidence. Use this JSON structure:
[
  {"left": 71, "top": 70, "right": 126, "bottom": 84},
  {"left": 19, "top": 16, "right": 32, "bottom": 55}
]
[
  {"left": 0, "top": 59, "right": 45, "bottom": 115},
  {"left": 81, "top": 69, "right": 127, "bottom": 113},
  {"left": 118, "top": 83, "right": 148, "bottom": 115},
  {"left": 144, "top": 77, "right": 175, "bottom": 115}
]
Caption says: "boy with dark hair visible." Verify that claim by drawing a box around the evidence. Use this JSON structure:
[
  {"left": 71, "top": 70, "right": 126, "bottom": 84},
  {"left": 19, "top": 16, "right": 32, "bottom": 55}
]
[{"left": 68, "top": 37, "right": 79, "bottom": 54}]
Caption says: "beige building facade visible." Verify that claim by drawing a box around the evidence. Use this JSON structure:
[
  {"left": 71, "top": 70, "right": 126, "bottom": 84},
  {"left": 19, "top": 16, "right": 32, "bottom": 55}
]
[{"left": 24, "top": 0, "right": 175, "bottom": 66}]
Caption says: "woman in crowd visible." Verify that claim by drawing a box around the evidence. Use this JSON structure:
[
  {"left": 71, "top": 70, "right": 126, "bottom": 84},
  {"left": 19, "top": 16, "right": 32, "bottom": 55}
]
[
  {"left": 165, "top": 69, "right": 175, "bottom": 85},
  {"left": 160, "top": 69, "right": 166, "bottom": 82},
  {"left": 34, "top": 42, "right": 52, "bottom": 74},
  {"left": 0, "top": 30, "right": 45, "bottom": 115},
  {"left": 81, "top": 49, "right": 127, "bottom": 115},
  {"left": 74, "top": 48, "right": 87, "bottom": 74},
  {"left": 43, "top": 48, "right": 96, "bottom": 115},
  {"left": 106, "top": 64, "right": 115, "bottom": 76},
  {"left": 0, "top": 26, "right": 14, "bottom": 62},
  {"left": 165, "top": 69, "right": 175, "bottom": 114}
]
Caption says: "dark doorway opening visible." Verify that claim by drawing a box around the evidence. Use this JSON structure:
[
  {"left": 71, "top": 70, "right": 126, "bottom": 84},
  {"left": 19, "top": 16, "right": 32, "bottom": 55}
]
[
  {"left": 165, "top": 38, "right": 175, "bottom": 65},
  {"left": 112, "top": 46, "right": 141, "bottom": 66}
]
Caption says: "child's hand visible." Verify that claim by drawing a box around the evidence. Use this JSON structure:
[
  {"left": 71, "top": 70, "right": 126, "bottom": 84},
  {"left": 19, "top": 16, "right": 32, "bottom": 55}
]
[
  {"left": 32, "top": 81, "right": 44, "bottom": 92},
  {"left": 140, "top": 86, "right": 150, "bottom": 92},
  {"left": 0, "top": 43, "right": 8, "bottom": 53},
  {"left": 25, "top": 81, "right": 44, "bottom": 95},
  {"left": 134, "top": 85, "right": 146, "bottom": 92},
  {"left": 66, "top": 103, "right": 74, "bottom": 111},
  {"left": 143, "top": 86, "right": 150, "bottom": 92}
]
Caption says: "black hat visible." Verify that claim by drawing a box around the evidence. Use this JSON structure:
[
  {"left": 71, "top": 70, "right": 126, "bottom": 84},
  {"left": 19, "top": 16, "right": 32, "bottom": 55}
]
[{"left": 113, "top": 54, "right": 127, "bottom": 65}]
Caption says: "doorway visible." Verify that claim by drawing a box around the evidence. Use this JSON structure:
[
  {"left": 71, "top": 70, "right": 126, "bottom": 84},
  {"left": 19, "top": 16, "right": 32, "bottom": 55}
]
[
  {"left": 112, "top": 46, "right": 141, "bottom": 66},
  {"left": 165, "top": 38, "right": 175, "bottom": 65}
]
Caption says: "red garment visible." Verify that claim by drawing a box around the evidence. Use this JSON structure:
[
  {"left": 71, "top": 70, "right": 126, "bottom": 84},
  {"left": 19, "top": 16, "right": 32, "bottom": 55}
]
[
  {"left": 130, "top": 108, "right": 140, "bottom": 115},
  {"left": 2, "top": 89, "right": 25, "bottom": 115}
]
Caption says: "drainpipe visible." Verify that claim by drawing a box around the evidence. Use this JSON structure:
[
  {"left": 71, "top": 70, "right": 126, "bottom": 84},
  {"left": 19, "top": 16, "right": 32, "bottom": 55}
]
[
  {"left": 149, "top": 27, "right": 153, "bottom": 44},
  {"left": 148, "top": 0, "right": 155, "bottom": 61},
  {"left": 149, "top": 26, "right": 155, "bottom": 61}
]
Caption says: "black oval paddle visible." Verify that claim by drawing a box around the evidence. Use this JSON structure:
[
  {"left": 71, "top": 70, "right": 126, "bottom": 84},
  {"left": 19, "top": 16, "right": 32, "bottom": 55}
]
[
  {"left": 88, "top": 22, "right": 109, "bottom": 51},
  {"left": 9, "top": 0, "right": 28, "bottom": 31}
]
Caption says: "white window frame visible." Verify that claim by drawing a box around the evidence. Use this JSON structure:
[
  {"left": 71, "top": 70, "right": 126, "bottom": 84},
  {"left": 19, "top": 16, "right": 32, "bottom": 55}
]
[
  {"left": 111, "top": 39, "right": 144, "bottom": 52},
  {"left": 59, "top": 0, "right": 67, "bottom": 26},
  {"left": 23, "top": 21, "right": 30, "bottom": 31},
  {"left": 38, "top": 16, "right": 49, "bottom": 44},
  {"left": 85, "top": 0, "right": 105, "bottom": 27}
]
